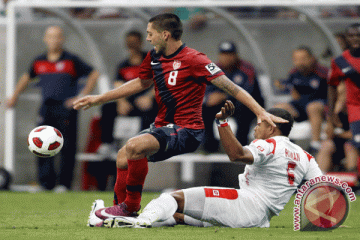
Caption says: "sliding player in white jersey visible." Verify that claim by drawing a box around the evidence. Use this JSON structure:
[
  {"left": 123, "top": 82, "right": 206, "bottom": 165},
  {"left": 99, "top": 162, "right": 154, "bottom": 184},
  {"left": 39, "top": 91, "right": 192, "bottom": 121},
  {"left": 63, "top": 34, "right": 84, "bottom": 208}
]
[{"left": 93, "top": 101, "right": 323, "bottom": 228}]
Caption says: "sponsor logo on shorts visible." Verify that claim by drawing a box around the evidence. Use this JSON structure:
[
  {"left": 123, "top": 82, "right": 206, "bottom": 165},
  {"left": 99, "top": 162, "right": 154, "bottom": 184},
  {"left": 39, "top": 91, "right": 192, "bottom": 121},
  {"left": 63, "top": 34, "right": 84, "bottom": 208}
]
[{"left": 293, "top": 176, "right": 356, "bottom": 231}]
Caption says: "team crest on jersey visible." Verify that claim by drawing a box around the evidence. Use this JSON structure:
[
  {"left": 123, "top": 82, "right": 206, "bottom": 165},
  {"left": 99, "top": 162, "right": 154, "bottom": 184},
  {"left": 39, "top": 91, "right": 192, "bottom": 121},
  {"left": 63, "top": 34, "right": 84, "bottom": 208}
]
[
  {"left": 56, "top": 62, "right": 65, "bottom": 71},
  {"left": 173, "top": 60, "right": 181, "bottom": 70},
  {"left": 310, "top": 79, "right": 320, "bottom": 89},
  {"left": 205, "top": 63, "right": 221, "bottom": 75}
]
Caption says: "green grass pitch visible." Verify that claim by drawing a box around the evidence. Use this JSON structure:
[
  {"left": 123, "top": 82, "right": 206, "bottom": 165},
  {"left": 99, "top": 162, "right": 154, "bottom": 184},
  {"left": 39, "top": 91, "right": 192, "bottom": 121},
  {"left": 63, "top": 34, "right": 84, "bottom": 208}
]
[{"left": 1, "top": 191, "right": 359, "bottom": 240}]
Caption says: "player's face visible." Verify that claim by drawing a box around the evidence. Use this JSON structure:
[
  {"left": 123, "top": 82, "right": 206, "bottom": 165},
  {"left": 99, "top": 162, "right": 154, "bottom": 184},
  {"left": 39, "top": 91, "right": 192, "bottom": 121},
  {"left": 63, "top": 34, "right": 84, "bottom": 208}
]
[
  {"left": 254, "top": 121, "right": 272, "bottom": 139},
  {"left": 126, "top": 35, "right": 142, "bottom": 52},
  {"left": 218, "top": 52, "right": 238, "bottom": 69},
  {"left": 146, "top": 22, "right": 166, "bottom": 54},
  {"left": 292, "top": 50, "right": 315, "bottom": 74},
  {"left": 44, "top": 26, "right": 64, "bottom": 52},
  {"left": 346, "top": 27, "right": 360, "bottom": 50}
]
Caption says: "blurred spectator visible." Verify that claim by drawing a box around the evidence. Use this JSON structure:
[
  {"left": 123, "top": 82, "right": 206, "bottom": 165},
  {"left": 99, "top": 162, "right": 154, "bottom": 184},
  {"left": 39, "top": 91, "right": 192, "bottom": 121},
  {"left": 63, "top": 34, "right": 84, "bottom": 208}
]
[
  {"left": 274, "top": 46, "right": 328, "bottom": 155},
  {"left": 202, "top": 41, "right": 264, "bottom": 152},
  {"left": 316, "top": 83, "right": 358, "bottom": 173},
  {"left": 69, "top": 8, "right": 96, "bottom": 19},
  {"left": 320, "top": 6, "right": 359, "bottom": 18},
  {"left": 6, "top": 26, "right": 99, "bottom": 192},
  {"left": 322, "top": 32, "right": 351, "bottom": 60},
  {"left": 97, "top": 30, "right": 156, "bottom": 159},
  {"left": 327, "top": 23, "right": 360, "bottom": 179}
]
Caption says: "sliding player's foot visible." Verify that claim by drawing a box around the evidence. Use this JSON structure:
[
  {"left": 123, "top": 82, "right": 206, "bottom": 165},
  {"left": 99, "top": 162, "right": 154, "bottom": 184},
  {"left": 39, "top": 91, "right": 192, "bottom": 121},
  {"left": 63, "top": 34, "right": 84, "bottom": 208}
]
[
  {"left": 87, "top": 199, "right": 105, "bottom": 227},
  {"left": 104, "top": 216, "right": 152, "bottom": 228}
]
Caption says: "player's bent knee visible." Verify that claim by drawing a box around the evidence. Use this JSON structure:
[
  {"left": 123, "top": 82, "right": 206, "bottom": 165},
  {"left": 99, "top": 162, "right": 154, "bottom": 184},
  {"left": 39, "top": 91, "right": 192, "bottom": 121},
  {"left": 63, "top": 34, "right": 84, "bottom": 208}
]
[
  {"left": 116, "top": 146, "right": 128, "bottom": 169},
  {"left": 171, "top": 190, "right": 185, "bottom": 213},
  {"left": 125, "top": 134, "right": 160, "bottom": 159}
]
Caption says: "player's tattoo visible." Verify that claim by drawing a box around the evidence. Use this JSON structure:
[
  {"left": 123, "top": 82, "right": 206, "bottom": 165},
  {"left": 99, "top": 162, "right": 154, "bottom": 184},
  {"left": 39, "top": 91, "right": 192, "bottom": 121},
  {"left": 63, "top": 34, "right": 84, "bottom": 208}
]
[{"left": 211, "top": 75, "right": 240, "bottom": 97}]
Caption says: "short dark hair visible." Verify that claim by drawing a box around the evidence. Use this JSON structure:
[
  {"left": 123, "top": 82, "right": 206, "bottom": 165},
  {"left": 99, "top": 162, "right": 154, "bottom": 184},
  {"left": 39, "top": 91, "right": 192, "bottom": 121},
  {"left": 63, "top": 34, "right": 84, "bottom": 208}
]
[
  {"left": 346, "top": 23, "right": 360, "bottom": 33},
  {"left": 149, "top": 13, "right": 183, "bottom": 40},
  {"left": 126, "top": 30, "right": 142, "bottom": 41},
  {"left": 267, "top": 108, "right": 294, "bottom": 136},
  {"left": 294, "top": 45, "right": 314, "bottom": 57}
]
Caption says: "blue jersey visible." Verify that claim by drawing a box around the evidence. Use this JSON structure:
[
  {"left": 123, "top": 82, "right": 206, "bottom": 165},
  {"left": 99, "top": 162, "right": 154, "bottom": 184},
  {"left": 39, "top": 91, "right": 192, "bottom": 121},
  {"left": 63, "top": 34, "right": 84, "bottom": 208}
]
[
  {"left": 29, "top": 51, "right": 93, "bottom": 103},
  {"left": 284, "top": 64, "right": 328, "bottom": 101}
]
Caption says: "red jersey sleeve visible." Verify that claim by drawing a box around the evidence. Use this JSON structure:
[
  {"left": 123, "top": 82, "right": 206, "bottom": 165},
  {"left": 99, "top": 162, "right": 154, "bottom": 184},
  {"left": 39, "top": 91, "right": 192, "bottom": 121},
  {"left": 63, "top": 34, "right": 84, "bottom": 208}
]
[
  {"left": 191, "top": 53, "right": 224, "bottom": 82},
  {"left": 327, "top": 58, "right": 344, "bottom": 87},
  {"left": 138, "top": 52, "right": 153, "bottom": 80}
]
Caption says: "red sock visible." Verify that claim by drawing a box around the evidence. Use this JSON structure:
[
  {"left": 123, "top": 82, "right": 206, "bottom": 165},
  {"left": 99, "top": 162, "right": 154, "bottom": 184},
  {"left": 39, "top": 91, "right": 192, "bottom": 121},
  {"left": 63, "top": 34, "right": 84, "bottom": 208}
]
[
  {"left": 113, "top": 168, "right": 128, "bottom": 206},
  {"left": 124, "top": 157, "right": 148, "bottom": 212}
]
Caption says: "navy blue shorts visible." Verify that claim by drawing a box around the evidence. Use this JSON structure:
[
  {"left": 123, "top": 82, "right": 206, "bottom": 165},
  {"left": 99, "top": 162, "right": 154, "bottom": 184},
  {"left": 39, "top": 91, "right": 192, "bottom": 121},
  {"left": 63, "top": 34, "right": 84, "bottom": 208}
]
[
  {"left": 350, "top": 120, "right": 360, "bottom": 150},
  {"left": 139, "top": 123, "right": 205, "bottom": 162},
  {"left": 290, "top": 98, "right": 326, "bottom": 122}
]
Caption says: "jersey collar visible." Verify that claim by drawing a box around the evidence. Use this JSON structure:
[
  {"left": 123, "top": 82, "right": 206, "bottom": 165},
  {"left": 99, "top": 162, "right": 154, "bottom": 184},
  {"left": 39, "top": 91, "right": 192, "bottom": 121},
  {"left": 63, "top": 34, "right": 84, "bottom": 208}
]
[{"left": 163, "top": 43, "right": 186, "bottom": 59}]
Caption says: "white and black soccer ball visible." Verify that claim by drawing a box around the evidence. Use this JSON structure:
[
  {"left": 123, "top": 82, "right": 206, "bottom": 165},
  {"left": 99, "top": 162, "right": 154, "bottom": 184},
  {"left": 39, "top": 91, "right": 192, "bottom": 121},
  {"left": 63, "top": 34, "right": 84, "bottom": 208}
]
[{"left": 27, "top": 125, "right": 64, "bottom": 158}]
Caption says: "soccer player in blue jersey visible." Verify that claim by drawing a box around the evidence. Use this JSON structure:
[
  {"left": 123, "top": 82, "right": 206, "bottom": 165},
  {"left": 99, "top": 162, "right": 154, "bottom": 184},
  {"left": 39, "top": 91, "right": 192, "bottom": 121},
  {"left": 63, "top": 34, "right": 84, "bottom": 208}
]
[
  {"left": 275, "top": 46, "right": 328, "bottom": 154},
  {"left": 7, "top": 26, "right": 99, "bottom": 192},
  {"left": 73, "top": 13, "right": 287, "bottom": 226}
]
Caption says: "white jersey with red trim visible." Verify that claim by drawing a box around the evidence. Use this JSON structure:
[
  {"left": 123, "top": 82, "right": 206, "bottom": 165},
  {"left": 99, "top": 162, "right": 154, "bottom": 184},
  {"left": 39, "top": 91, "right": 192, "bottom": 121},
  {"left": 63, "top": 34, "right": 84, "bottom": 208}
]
[{"left": 241, "top": 136, "right": 323, "bottom": 216}]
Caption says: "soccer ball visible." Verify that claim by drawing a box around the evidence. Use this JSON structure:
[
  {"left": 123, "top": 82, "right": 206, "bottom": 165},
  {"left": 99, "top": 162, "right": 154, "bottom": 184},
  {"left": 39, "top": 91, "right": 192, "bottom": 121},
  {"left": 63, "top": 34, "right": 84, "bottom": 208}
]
[{"left": 27, "top": 125, "right": 64, "bottom": 158}]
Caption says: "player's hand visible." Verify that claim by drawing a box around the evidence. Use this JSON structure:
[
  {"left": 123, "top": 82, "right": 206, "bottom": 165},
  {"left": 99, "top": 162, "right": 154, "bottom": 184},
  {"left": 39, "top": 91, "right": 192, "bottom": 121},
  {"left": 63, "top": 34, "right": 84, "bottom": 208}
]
[
  {"left": 215, "top": 100, "right": 235, "bottom": 120},
  {"left": 64, "top": 96, "right": 79, "bottom": 109},
  {"left": 73, "top": 95, "right": 102, "bottom": 110},
  {"left": 257, "top": 110, "right": 288, "bottom": 127},
  {"left": 329, "top": 113, "right": 343, "bottom": 128},
  {"left": 325, "top": 121, "right": 335, "bottom": 139}
]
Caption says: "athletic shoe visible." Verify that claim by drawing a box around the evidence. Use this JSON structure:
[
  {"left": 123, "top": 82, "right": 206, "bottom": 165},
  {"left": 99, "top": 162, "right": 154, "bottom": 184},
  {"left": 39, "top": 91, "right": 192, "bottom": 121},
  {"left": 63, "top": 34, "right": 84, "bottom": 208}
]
[
  {"left": 95, "top": 202, "right": 140, "bottom": 220},
  {"left": 104, "top": 217, "right": 152, "bottom": 228},
  {"left": 87, "top": 199, "right": 105, "bottom": 227}
]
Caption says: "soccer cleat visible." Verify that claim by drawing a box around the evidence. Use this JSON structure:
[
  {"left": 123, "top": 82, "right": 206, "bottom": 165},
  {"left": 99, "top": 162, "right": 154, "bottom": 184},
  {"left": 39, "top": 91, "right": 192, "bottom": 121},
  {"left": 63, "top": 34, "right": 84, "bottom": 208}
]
[
  {"left": 87, "top": 199, "right": 105, "bottom": 227},
  {"left": 104, "top": 217, "right": 152, "bottom": 228},
  {"left": 95, "top": 202, "right": 140, "bottom": 220}
]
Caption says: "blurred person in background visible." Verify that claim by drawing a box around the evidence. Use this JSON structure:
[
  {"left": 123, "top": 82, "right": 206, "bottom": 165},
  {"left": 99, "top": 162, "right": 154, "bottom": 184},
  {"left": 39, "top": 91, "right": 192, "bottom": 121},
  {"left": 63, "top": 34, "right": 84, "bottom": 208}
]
[
  {"left": 327, "top": 23, "right": 360, "bottom": 176},
  {"left": 202, "top": 41, "right": 264, "bottom": 153},
  {"left": 6, "top": 26, "right": 99, "bottom": 192},
  {"left": 316, "top": 83, "right": 358, "bottom": 173},
  {"left": 97, "top": 30, "right": 157, "bottom": 160},
  {"left": 274, "top": 46, "right": 328, "bottom": 155}
]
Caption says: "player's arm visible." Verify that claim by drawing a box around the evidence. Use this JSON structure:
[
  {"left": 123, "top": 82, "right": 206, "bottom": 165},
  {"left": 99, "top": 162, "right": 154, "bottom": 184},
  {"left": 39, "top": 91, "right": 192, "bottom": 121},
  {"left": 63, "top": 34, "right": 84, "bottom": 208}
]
[
  {"left": 215, "top": 100, "right": 254, "bottom": 164},
  {"left": 73, "top": 77, "right": 153, "bottom": 110},
  {"left": 7, "top": 73, "right": 32, "bottom": 108},
  {"left": 211, "top": 75, "right": 287, "bottom": 127}
]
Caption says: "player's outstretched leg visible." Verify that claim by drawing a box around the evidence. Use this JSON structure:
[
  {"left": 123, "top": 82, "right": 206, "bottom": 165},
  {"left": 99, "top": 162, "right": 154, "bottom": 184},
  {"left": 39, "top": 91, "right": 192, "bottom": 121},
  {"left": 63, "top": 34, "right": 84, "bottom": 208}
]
[{"left": 95, "top": 134, "right": 160, "bottom": 220}]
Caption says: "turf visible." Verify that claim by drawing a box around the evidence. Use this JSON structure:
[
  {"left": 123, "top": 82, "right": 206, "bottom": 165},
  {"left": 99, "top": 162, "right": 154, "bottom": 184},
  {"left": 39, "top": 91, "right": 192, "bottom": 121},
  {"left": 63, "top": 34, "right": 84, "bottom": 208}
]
[{"left": 1, "top": 191, "right": 359, "bottom": 240}]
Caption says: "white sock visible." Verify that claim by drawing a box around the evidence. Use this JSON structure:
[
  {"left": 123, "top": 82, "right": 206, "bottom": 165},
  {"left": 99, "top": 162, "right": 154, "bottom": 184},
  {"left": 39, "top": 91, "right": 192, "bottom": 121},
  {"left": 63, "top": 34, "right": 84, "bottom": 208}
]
[
  {"left": 152, "top": 216, "right": 177, "bottom": 227},
  {"left": 138, "top": 193, "right": 178, "bottom": 223},
  {"left": 184, "top": 215, "right": 207, "bottom": 227}
]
